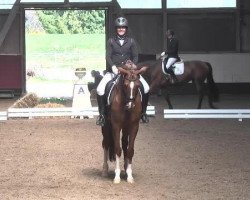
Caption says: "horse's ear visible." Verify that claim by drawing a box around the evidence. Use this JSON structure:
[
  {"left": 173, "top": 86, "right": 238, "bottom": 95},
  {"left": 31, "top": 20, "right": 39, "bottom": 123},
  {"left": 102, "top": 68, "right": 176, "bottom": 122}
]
[
  {"left": 138, "top": 66, "right": 148, "bottom": 74},
  {"left": 134, "top": 66, "right": 148, "bottom": 75}
]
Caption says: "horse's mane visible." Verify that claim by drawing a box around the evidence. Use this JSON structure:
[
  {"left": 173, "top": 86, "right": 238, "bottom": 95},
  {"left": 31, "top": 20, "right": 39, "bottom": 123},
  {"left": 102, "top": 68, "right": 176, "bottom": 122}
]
[
  {"left": 137, "top": 59, "right": 161, "bottom": 82},
  {"left": 137, "top": 59, "right": 160, "bottom": 68}
]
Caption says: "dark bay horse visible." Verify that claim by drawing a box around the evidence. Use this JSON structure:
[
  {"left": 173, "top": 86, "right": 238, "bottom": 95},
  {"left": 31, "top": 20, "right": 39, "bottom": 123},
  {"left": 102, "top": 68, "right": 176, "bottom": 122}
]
[
  {"left": 138, "top": 59, "right": 219, "bottom": 109},
  {"left": 102, "top": 63, "right": 147, "bottom": 183}
]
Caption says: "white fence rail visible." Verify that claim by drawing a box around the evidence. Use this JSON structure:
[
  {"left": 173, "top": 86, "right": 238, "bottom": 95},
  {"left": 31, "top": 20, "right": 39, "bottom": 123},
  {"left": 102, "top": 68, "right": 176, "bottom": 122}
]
[
  {"left": 0, "top": 106, "right": 155, "bottom": 120},
  {"left": 164, "top": 109, "right": 250, "bottom": 121},
  {"left": 8, "top": 107, "right": 99, "bottom": 119},
  {"left": 0, "top": 111, "right": 7, "bottom": 121}
]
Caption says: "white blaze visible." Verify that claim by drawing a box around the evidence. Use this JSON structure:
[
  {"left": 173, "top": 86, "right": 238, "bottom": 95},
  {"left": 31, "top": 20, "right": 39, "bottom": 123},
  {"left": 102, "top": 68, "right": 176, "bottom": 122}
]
[{"left": 129, "top": 81, "right": 134, "bottom": 99}]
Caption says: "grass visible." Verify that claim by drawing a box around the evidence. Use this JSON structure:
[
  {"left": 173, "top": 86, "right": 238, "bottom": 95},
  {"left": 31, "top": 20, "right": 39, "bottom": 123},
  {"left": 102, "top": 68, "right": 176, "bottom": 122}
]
[
  {"left": 26, "top": 33, "right": 106, "bottom": 72},
  {"left": 25, "top": 33, "right": 106, "bottom": 96},
  {"left": 26, "top": 33, "right": 105, "bottom": 53}
]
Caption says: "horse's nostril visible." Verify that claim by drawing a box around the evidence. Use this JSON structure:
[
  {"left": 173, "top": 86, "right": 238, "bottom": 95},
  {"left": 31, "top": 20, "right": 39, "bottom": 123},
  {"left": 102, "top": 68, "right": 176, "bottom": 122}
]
[{"left": 125, "top": 102, "right": 135, "bottom": 110}]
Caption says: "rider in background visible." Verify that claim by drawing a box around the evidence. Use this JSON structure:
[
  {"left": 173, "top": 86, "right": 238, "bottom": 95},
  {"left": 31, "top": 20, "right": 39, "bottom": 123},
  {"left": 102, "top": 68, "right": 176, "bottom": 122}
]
[
  {"left": 161, "top": 29, "right": 179, "bottom": 83},
  {"left": 96, "top": 16, "right": 150, "bottom": 126},
  {"left": 87, "top": 70, "right": 103, "bottom": 92}
]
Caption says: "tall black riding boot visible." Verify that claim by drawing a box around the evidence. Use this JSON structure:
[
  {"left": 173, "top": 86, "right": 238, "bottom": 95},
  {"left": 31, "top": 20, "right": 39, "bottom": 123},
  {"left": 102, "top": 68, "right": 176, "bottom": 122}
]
[
  {"left": 96, "top": 94, "right": 106, "bottom": 126},
  {"left": 141, "top": 93, "right": 149, "bottom": 123},
  {"left": 167, "top": 66, "right": 178, "bottom": 83}
]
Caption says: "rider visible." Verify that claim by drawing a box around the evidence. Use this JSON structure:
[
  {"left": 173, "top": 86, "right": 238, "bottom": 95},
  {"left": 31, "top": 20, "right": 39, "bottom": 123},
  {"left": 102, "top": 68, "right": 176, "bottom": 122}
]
[
  {"left": 96, "top": 16, "right": 150, "bottom": 126},
  {"left": 161, "top": 29, "right": 179, "bottom": 83}
]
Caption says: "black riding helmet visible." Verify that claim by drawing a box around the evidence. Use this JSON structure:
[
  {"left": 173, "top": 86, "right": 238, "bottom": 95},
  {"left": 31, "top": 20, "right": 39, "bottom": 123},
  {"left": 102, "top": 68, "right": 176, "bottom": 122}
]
[{"left": 115, "top": 17, "right": 128, "bottom": 28}]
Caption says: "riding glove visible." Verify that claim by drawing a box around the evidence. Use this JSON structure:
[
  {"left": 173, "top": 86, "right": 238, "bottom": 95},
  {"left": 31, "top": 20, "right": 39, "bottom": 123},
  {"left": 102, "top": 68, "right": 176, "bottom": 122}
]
[
  {"left": 161, "top": 51, "right": 166, "bottom": 57},
  {"left": 112, "top": 65, "right": 119, "bottom": 75}
]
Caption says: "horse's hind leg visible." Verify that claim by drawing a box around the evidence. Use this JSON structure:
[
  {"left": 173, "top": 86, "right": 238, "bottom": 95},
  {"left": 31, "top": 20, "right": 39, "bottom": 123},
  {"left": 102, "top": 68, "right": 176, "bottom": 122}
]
[
  {"left": 194, "top": 80, "right": 204, "bottom": 109},
  {"left": 197, "top": 92, "right": 204, "bottom": 109},
  {"left": 208, "top": 91, "right": 216, "bottom": 109},
  {"left": 102, "top": 148, "right": 109, "bottom": 177},
  {"left": 122, "top": 133, "right": 129, "bottom": 171},
  {"left": 165, "top": 93, "right": 173, "bottom": 109}
]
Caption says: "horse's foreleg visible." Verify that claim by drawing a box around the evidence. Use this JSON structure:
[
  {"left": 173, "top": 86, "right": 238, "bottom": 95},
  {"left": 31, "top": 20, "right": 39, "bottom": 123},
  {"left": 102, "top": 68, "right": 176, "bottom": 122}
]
[
  {"left": 114, "top": 155, "right": 121, "bottom": 184},
  {"left": 102, "top": 148, "right": 109, "bottom": 177},
  {"left": 113, "top": 129, "right": 122, "bottom": 184},
  {"left": 126, "top": 163, "right": 134, "bottom": 183},
  {"left": 165, "top": 93, "right": 173, "bottom": 109},
  {"left": 126, "top": 127, "right": 138, "bottom": 183}
]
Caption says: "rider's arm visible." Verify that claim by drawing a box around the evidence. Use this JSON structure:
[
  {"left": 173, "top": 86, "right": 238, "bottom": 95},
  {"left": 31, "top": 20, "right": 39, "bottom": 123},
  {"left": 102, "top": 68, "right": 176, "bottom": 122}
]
[
  {"left": 106, "top": 38, "right": 115, "bottom": 67},
  {"left": 131, "top": 38, "right": 138, "bottom": 64}
]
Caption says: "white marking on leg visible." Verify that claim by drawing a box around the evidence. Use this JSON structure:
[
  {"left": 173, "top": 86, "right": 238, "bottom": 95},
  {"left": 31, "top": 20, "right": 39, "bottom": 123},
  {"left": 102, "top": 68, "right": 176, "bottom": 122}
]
[
  {"left": 126, "top": 163, "right": 134, "bottom": 183},
  {"left": 102, "top": 148, "right": 109, "bottom": 177},
  {"left": 113, "top": 155, "right": 121, "bottom": 184}
]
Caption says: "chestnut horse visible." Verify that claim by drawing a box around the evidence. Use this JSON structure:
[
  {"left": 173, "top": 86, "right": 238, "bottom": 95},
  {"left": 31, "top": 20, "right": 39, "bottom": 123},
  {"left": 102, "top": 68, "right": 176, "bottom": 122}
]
[
  {"left": 101, "top": 62, "right": 147, "bottom": 183},
  {"left": 138, "top": 59, "right": 219, "bottom": 109}
]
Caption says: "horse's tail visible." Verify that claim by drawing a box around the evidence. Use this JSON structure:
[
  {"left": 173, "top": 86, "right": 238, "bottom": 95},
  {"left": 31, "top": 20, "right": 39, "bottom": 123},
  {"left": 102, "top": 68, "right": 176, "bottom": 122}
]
[
  {"left": 102, "top": 120, "right": 116, "bottom": 162},
  {"left": 206, "top": 62, "right": 219, "bottom": 102}
]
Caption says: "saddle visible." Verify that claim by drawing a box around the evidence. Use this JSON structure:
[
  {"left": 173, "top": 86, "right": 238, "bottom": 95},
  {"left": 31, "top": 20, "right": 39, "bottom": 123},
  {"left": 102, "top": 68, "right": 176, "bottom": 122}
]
[
  {"left": 104, "top": 75, "right": 120, "bottom": 106},
  {"left": 162, "top": 59, "right": 184, "bottom": 76}
]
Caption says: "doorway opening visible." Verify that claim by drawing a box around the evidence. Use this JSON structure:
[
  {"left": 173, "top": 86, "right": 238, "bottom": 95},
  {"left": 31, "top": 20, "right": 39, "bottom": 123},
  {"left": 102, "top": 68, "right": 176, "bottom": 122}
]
[{"left": 25, "top": 9, "right": 106, "bottom": 97}]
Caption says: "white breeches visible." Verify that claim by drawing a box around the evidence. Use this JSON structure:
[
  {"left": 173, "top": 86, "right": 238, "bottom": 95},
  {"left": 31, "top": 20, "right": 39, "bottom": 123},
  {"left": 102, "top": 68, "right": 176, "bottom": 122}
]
[
  {"left": 96, "top": 72, "right": 149, "bottom": 96},
  {"left": 97, "top": 72, "right": 115, "bottom": 96},
  {"left": 139, "top": 75, "right": 149, "bottom": 94},
  {"left": 165, "top": 57, "right": 177, "bottom": 69}
]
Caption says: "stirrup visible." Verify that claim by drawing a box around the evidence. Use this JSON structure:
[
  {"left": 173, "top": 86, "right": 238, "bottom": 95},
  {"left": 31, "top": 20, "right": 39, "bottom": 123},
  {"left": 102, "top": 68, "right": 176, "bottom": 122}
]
[
  {"left": 96, "top": 115, "right": 105, "bottom": 126},
  {"left": 141, "top": 113, "right": 149, "bottom": 123}
]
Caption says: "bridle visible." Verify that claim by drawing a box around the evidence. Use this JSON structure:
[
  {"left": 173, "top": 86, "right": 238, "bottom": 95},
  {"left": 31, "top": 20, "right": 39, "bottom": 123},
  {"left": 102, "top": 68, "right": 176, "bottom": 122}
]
[
  {"left": 120, "top": 69, "right": 140, "bottom": 110},
  {"left": 118, "top": 61, "right": 148, "bottom": 110}
]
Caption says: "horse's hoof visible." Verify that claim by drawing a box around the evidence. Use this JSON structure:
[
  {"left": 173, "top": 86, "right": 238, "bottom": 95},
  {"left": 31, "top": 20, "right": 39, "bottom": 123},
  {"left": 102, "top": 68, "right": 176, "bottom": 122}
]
[
  {"left": 127, "top": 177, "right": 134, "bottom": 183},
  {"left": 102, "top": 170, "right": 108, "bottom": 177},
  {"left": 141, "top": 115, "right": 149, "bottom": 123},
  {"left": 113, "top": 178, "right": 121, "bottom": 184},
  {"left": 102, "top": 172, "right": 108, "bottom": 177},
  {"left": 141, "top": 119, "right": 149, "bottom": 123},
  {"left": 210, "top": 105, "right": 218, "bottom": 109},
  {"left": 102, "top": 163, "right": 108, "bottom": 177}
]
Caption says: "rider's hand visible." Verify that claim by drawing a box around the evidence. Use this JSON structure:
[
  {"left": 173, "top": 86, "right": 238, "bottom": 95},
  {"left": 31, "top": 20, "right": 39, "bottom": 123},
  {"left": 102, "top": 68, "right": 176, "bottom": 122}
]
[
  {"left": 161, "top": 51, "right": 165, "bottom": 57},
  {"left": 112, "top": 65, "right": 119, "bottom": 75}
]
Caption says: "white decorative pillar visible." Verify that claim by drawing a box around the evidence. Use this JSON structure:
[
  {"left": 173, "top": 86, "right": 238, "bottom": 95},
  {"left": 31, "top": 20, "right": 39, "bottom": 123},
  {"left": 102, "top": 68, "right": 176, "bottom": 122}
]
[{"left": 72, "top": 68, "right": 93, "bottom": 118}]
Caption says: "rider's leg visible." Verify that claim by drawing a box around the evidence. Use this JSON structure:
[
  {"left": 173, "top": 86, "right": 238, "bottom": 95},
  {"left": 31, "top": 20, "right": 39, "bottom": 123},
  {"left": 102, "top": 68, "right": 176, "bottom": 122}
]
[
  {"left": 141, "top": 93, "right": 149, "bottom": 123},
  {"left": 139, "top": 75, "right": 150, "bottom": 123},
  {"left": 96, "top": 73, "right": 113, "bottom": 126},
  {"left": 166, "top": 57, "right": 178, "bottom": 83},
  {"left": 96, "top": 94, "right": 106, "bottom": 126}
]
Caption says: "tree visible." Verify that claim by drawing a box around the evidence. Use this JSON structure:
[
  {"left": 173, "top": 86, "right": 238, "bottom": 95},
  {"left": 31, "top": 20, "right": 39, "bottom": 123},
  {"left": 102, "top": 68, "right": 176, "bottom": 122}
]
[{"left": 36, "top": 10, "right": 105, "bottom": 34}]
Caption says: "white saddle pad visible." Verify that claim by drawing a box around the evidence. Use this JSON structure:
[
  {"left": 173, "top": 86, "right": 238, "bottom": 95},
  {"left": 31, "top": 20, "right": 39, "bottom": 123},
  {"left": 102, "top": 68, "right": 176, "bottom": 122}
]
[
  {"left": 172, "top": 61, "right": 184, "bottom": 75},
  {"left": 162, "top": 60, "right": 185, "bottom": 75}
]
